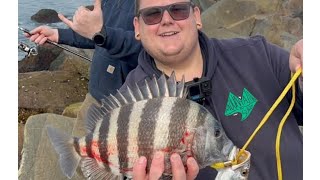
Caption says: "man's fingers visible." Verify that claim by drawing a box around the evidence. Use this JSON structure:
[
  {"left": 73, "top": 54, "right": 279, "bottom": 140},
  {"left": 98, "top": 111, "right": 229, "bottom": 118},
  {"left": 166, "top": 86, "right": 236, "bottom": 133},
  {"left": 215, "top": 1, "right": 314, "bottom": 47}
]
[
  {"left": 93, "top": 0, "right": 102, "bottom": 11},
  {"left": 186, "top": 157, "right": 199, "bottom": 180},
  {"left": 170, "top": 153, "right": 186, "bottom": 180},
  {"left": 29, "top": 26, "right": 43, "bottom": 35},
  {"left": 149, "top": 152, "right": 165, "bottom": 180},
  {"left": 289, "top": 39, "right": 303, "bottom": 73},
  {"left": 29, "top": 33, "right": 40, "bottom": 42},
  {"left": 24, "top": 33, "right": 30, "bottom": 38},
  {"left": 133, "top": 156, "right": 147, "bottom": 180},
  {"left": 34, "top": 34, "right": 45, "bottom": 44},
  {"left": 58, "top": 13, "right": 74, "bottom": 29},
  {"left": 39, "top": 37, "right": 48, "bottom": 45}
]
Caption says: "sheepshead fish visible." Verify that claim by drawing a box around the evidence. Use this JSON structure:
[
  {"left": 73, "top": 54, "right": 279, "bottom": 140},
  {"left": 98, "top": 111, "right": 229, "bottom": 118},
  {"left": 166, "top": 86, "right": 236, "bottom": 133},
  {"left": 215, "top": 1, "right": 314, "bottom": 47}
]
[{"left": 47, "top": 73, "right": 250, "bottom": 179}]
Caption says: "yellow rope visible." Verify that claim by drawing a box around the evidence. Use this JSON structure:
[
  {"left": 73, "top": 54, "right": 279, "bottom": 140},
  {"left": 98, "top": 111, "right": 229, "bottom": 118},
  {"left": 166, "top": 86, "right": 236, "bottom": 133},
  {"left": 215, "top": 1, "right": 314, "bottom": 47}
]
[
  {"left": 275, "top": 70, "right": 298, "bottom": 180},
  {"left": 211, "top": 68, "right": 302, "bottom": 174}
]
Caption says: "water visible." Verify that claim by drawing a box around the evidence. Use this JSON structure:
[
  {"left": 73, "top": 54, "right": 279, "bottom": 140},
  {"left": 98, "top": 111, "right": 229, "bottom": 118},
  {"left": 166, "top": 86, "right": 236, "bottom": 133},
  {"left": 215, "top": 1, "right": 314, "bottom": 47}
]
[{"left": 18, "top": 0, "right": 92, "bottom": 60}]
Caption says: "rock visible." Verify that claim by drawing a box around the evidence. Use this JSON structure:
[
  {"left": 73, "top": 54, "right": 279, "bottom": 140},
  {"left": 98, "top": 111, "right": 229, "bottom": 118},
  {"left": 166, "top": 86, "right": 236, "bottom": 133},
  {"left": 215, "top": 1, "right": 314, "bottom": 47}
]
[
  {"left": 18, "top": 123, "right": 25, "bottom": 169},
  {"left": 282, "top": 0, "right": 303, "bottom": 18},
  {"left": 18, "top": 71, "right": 88, "bottom": 116},
  {"left": 18, "top": 43, "right": 63, "bottom": 73},
  {"left": 251, "top": 15, "right": 302, "bottom": 51},
  {"left": 18, "top": 107, "right": 46, "bottom": 124},
  {"left": 201, "top": 0, "right": 258, "bottom": 37},
  {"left": 49, "top": 46, "right": 92, "bottom": 80},
  {"left": 18, "top": 113, "right": 85, "bottom": 180},
  {"left": 201, "top": 0, "right": 303, "bottom": 50},
  {"left": 31, "top": 9, "right": 61, "bottom": 23},
  {"left": 62, "top": 102, "right": 83, "bottom": 118}
]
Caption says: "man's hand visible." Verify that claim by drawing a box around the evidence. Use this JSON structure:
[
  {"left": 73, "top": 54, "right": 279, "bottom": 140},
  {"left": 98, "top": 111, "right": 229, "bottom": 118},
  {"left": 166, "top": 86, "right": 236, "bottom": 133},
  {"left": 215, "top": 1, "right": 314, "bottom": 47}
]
[
  {"left": 58, "top": 0, "right": 103, "bottom": 39},
  {"left": 25, "top": 26, "right": 59, "bottom": 45},
  {"left": 289, "top": 39, "right": 303, "bottom": 91},
  {"left": 133, "top": 152, "right": 199, "bottom": 180}
]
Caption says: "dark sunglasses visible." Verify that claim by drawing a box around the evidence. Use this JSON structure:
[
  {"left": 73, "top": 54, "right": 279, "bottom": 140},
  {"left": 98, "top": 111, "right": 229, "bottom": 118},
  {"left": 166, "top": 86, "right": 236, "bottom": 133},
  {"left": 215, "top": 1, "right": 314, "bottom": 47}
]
[{"left": 137, "top": 2, "right": 195, "bottom": 25}]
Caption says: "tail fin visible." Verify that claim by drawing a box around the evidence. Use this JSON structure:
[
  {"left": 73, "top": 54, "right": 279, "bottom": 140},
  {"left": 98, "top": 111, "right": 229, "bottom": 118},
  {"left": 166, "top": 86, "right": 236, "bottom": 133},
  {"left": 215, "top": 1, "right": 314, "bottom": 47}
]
[{"left": 46, "top": 126, "right": 81, "bottom": 179}]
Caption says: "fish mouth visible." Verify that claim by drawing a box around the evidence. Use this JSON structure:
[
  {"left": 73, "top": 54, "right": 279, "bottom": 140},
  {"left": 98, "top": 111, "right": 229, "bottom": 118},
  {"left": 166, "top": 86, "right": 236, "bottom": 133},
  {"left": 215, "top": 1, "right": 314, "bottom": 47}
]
[
  {"left": 222, "top": 141, "right": 236, "bottom": 159},
  {"left": 215, "top": 148, "right": 251, "bottom": 180}
]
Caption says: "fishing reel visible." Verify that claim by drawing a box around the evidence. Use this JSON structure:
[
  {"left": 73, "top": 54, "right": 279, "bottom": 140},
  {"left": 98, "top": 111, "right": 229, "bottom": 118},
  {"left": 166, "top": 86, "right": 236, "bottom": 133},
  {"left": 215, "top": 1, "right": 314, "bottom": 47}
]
[
  {"left": 18, "top": 42, "right": 38, "bottom": 57},
  {"left": 185, "top": 77, "right": 212, "bottom": 105}
]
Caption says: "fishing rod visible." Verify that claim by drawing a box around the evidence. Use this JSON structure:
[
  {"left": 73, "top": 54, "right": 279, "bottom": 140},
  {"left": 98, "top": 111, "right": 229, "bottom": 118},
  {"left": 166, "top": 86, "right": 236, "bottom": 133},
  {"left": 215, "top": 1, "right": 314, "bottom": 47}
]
[{"left": 18, "top": 26, "right": 92, "bottom": 62}]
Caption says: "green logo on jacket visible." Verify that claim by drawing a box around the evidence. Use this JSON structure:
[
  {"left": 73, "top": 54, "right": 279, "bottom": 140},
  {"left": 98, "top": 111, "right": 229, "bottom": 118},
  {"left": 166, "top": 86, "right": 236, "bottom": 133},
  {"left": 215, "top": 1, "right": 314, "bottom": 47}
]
[{"left": 225, "top": 88, "right": 257, "bottom": 121}]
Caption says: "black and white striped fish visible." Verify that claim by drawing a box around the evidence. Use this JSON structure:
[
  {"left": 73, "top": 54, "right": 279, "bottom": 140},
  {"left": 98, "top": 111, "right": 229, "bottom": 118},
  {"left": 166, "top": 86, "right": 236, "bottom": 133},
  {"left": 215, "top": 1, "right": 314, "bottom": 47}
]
[{"left": 47, "top": 73, "right": 246, "bottom": 180}]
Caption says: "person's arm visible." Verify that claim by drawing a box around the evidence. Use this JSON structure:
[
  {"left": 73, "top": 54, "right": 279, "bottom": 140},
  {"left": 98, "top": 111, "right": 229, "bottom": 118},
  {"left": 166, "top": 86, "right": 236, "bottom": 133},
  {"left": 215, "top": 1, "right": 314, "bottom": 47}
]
[
  {"left": 58, "top": 28, "right": 95, "bottom": 49},
  {"left": 58, "top": 0, "right": 142, "bottom": 57}
]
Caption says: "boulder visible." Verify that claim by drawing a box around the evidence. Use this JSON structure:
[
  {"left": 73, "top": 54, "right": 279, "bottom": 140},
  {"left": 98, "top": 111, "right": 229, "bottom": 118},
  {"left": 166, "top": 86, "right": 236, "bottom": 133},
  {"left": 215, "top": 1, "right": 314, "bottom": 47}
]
[
  {"left": 251, "top": 15, "right": 302, "bottom": 50},
  {"left": 18, "top": 113, "right": 85, "bottom": 180},
  {"left": 62, "top": 102, "right": 83, "bottom": 118},
  {"left": 31, "top": 9, "right": 61, "bottom": 23},
  {"left": 18, "top": 123, "right": 25, "bottom": 169},
  {"left": 201, "top": 0, "right": 303, "bottom": 51},
  {"left": 18, "top": 71, "right": 88, "bottom": 117},
  {"left": 201, "top": 0, "right": 259, "bottom": 37},
  {"left": 49, "top": 46, "right": 92, "bottom": 80}
]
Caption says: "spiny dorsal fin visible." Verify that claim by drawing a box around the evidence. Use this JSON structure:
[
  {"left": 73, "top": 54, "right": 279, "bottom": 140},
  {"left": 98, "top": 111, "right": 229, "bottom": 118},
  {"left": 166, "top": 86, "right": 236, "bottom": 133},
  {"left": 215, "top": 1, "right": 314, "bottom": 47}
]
[
  {"left": 168, "top": 72, "right": 177, "bottom": 97},
  {"left": 176, "top": 75, "right": 186, "bottom": 98},
  {"left": 86, "top": 104, "right": 105, "bottom": 133},
  {"left": 89, "top": 73, "right": 186, "bottom": 122},
  {"left": 147, "top": 74, "right": 160, "bottom": 98},
  {"left": 121, "top": 86, "right": 137, "bottom": 103},
  {"left": 140, "top": 79, "right": 153, "bottom": 99},
  {"left": 115, "top": 90, "right": 128, "bottom": 105},
  {"left": 157, "top": 74, "right": 169, "bottom": 97},
  {"left": 132, "top": 82, "right": 144, "bottom": 101}
]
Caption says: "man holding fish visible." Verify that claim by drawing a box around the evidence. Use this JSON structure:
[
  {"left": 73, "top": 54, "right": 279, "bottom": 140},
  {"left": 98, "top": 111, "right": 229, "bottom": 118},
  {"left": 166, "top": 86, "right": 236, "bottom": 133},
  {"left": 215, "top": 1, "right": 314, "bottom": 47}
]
[{"left": 45, "top": 0, "right": 303, "bottom": 179}]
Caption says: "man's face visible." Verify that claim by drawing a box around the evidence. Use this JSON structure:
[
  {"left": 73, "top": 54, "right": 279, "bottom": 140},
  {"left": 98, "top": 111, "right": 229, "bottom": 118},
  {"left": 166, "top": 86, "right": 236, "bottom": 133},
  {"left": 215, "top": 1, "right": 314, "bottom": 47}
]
[{"left": 134, "top": 0, "right": 202, "bottom": 65}]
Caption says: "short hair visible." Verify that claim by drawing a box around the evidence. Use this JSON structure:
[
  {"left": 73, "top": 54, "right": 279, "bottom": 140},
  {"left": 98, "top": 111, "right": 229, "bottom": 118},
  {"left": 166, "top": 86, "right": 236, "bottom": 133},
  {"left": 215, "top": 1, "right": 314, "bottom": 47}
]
[{"left": 134, "top": 0, "right": 140, "bottom": 16}]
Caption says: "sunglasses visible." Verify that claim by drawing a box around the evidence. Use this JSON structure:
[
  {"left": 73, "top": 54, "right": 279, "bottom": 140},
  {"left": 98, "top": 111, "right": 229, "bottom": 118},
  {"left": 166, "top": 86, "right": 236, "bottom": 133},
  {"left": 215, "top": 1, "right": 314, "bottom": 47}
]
[{"left": 137, "top": 2, "right": 195, "bottom": 25}]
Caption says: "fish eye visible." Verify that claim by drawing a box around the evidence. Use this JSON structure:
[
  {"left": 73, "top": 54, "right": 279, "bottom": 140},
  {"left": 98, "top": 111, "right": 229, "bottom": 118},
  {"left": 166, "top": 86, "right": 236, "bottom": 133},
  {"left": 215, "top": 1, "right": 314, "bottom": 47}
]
[
  {"left": 240, "top": 168, "right": 249, "bottom": 177},
  {"left": 214, "top": 129, "right": 221, "bottom": 137}
]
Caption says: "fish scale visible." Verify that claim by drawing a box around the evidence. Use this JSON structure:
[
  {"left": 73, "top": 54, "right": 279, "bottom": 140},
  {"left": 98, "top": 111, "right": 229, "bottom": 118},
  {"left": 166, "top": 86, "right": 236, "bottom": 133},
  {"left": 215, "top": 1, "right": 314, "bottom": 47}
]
[{"left": 46, "top": 72, "right": 247, "bottom": 180}]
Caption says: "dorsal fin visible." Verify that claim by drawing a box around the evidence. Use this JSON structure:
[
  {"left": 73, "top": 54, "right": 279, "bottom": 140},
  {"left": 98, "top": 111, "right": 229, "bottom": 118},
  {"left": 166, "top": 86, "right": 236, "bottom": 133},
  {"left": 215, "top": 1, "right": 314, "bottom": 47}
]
[
  {"left": 168, "top": 72, "right": 177, "bottom": 97},
  {"left": 86, "top": 72, "right": 187, "bottom": 132},
  {"left": 157, "top": 74, "right": 169, "bottom": 97},
  {"left": 132, "top": 82, "right": 144, "bottom": 101},
  {"left": 86, "top": 104, "right": 105, "bottom": 133},
  {"left": 140, "top": 79, "right": 153, "bottom": 99},
  {"left": 115, "top": 90, "right": 128, "bottom": 105},
  {"left": 121, "top": 86, "right": 137, "bottom": 103},
  {"left": 177, "top": 75, "right": 186, "bottom": 98},
  {"left": 147, "top": 74, "right": 160, "bottom": 98}
]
